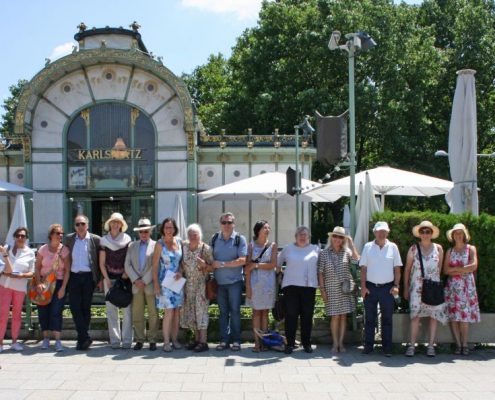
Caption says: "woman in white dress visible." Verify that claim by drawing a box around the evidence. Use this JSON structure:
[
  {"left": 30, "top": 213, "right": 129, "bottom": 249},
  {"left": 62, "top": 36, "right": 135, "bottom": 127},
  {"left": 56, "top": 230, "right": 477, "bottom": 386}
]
[{"left": 403, "top": 221, "right": 447, "bottom": 357}]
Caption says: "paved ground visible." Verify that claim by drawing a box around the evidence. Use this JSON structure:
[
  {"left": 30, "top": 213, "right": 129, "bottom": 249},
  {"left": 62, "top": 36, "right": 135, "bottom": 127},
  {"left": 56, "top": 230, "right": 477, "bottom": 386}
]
[{"left": 1, "top": 340, "right": 495, "bottom": 400}]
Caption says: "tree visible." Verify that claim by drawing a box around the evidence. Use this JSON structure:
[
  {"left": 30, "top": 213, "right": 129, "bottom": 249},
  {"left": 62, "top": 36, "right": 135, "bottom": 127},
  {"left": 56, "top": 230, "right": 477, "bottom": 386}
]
[{"left": 1, "top": 79, "right": 28, "bottom": 139}]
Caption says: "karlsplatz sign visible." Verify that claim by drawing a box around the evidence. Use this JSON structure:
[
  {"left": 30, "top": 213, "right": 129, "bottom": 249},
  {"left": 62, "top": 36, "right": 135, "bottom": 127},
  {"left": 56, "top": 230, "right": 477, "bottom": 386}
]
[{"left": 71, "top": 148, "right": 143, "bottom": 160}]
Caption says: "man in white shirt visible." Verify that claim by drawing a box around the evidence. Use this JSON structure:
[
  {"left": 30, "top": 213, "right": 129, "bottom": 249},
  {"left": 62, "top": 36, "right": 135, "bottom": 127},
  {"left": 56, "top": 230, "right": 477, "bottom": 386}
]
[{"left": 359, "top": 221, "right": 402, "bottom": 356}]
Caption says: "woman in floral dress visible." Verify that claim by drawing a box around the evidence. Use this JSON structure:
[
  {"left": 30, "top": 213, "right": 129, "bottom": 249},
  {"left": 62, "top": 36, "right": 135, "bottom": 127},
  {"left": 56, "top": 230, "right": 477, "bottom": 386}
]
[
  {"left": 443, "top": 223, "right": 480, "bottom": 356},
  {"left": 403, "top": 221, "right": 447, "bottom": 357},
  {"left": 180, "top": 224, "right": 213, "bottom": 352},
  {"left": 245, "top": 220, "right": 278, "bottom": 352},
  {"left": 152, "top": 217, "right": 183, "bottom": 352}
]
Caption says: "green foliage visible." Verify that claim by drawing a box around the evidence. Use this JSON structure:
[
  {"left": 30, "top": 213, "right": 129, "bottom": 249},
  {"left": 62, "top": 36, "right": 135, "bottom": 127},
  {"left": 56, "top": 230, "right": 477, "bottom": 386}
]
[
  {"left": 186, "top": 0, "right": 495, "bottom": 213},
  {"left": 373, "top": 210, "right": 495, "bottom": 312},
  {"left": 1, "top": 79, "right": 28, "bottom": 138}
]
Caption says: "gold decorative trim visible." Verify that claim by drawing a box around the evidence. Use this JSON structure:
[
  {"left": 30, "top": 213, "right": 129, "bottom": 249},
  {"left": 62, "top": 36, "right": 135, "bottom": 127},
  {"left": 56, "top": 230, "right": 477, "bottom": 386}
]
[
  {"left": 130, "top": 108, "right": 140, "bottom": 127},
  {"left": 81, "top": 109, "right": 90, "bottom": 127}
]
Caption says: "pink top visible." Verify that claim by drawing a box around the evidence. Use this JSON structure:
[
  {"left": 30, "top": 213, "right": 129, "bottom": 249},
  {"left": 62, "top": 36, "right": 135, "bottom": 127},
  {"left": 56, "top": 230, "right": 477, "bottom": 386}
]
[{"left": 38, "top": 244, "right": 70, "bottom": 280}]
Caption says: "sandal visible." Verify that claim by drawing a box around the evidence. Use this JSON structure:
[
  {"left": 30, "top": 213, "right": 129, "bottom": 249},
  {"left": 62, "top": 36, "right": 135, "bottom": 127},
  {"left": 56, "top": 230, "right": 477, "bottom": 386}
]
[
  {"left": 193, "top": 343, "right": 209, "bottom": 353},
  {"left": 216, "top": 342, "right": 228, "bottom": 351},
  {"left": 231, "top": 342, "right": 241, "bottom": 351},
  {"left": 171, "top": 341, "right": 182, "bottom": 350},
  {"left": 426, "top": 345, "right": 436, "bottom": 357},
  {"left": 453, "top": 345, "right": 462, "bottom": 355},
  {"left": 163, "top": 343, "right": 172, "bottom": 352},
  {"left": 462, "top": 346, "right": 469, "bottom": 356},
  {"left": 252, "top": 345, "right": 261, "bottom": 353},
  {"left": 405, "top": 345, "right": 415, "bottom": 357},
  {"left": 186, "top": 341, "right": 199, "bottom": 350}
]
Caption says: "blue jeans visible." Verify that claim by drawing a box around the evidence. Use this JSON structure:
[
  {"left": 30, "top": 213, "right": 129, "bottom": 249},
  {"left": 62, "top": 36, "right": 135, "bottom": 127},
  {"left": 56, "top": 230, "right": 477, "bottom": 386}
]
[
  {"left": 217, "top": 280, "right": 242, "bottom": 344},
  {"left": 363, "top": 282, "right": 394, "bottom": 352},
  {"left": 38, "top": 280, "right": 65, "bottom": 332}
]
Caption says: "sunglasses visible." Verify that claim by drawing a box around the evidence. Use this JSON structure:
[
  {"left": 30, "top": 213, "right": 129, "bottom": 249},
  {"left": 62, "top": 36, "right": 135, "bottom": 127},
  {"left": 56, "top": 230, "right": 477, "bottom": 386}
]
[
  {"left": 333, "top": 235, "right": 345, "bottom": 239},
  {"left": 221, "top": 221, "right": 234, "bottom": 225},
  {"left": 15, "top": 234, "right": 27, "bottom": 239},
  {"left": 75, "top": 222, "right": 87, "bottom": 227},
  {"left": 53, "top": 232, "right": 64, "bottom": 236},
  {"left": 419, "top": 229, "right": 432, "bottom": 234}
]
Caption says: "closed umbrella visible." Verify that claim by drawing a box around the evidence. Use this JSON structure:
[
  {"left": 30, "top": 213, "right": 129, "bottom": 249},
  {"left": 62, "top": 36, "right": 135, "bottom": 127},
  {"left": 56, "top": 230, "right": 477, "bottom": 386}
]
[
  {"left": 173, "top": 194, "right": 187, "bottom": 240},
  {"left": 5, "top": 195, "right": 29, "bottom": 248},
  {"left": 446, "top": 69, "right": 478, "bottom": 215},
  {"left": 353, "top": 173, "right": 379, "bottom": 253}
]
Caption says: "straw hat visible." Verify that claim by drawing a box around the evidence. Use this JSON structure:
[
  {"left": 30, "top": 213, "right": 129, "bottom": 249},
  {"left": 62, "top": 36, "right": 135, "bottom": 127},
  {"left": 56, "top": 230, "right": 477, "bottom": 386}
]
[
  {"left": 104, "top": 212, "right": 128, "bottom": 232},
  {"left": 373, "top": 221, "right": 390, "bottom": 232},
  {"left": 133, "top": 218, "right": 155, "bottom": 232},
  {"left": 328, "top": 226, "right": 349, "bottom": 239},
  {"left": 412, "top": 220, "right": 440, "bottom": 239},
  {"left": 446, "top": 223, "right": 470, "bottom": 242}
]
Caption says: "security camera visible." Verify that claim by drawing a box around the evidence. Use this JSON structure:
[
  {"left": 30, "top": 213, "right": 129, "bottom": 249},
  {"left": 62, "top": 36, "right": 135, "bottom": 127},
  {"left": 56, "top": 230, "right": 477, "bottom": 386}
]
[{"left": 328, "top": 31, "right": 341, "bottom": 50}]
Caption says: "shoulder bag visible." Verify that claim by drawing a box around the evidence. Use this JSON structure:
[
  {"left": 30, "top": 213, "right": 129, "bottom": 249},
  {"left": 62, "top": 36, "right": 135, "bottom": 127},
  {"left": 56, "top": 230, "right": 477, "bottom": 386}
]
[
  {"left": 417, "top": 243, "right": 444, "bottom": 306},
  {"left": 28, "top": 246, "right": 63, "bottom": 306}
]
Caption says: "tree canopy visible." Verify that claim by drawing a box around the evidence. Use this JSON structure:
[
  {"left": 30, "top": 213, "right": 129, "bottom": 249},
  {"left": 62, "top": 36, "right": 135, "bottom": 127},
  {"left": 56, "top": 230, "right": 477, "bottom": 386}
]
[{"left": 183, "top": 0, "right": 495, "bottom": 214}]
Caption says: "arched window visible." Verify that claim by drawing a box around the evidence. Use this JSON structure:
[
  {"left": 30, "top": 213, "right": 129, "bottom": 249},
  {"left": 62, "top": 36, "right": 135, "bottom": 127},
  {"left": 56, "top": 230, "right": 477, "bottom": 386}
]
[{"left": 66, "top": 103, "right": 155, "bottom": 190}]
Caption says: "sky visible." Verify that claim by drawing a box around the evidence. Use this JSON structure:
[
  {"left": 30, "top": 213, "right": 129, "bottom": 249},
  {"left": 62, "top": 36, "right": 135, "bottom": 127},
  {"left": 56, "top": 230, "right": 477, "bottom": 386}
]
[{"left": 0, "top": 0, "right": 421, "bottom": 120}]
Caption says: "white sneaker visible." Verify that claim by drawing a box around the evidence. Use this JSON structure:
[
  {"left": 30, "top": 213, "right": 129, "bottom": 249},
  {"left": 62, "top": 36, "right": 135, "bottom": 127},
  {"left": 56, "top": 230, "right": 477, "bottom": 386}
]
[
  {"left": 11, "top": 342, "right": 23, "bottom": 351},
  {"left": 55, "top": 341, "right": 64, "bottom": 352},
  {"left": 41, "top": 338, "right": 50, "bottom": 349}
]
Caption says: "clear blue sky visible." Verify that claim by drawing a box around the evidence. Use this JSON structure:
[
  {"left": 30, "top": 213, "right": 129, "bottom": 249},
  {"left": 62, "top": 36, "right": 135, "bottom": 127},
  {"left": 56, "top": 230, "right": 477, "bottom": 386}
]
[{"left": 0, "top": 0, "right": 421, "bottom": 119}]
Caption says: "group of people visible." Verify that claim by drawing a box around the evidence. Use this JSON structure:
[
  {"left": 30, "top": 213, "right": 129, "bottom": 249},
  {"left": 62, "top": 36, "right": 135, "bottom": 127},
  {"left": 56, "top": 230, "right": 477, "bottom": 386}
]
[{"left": 0, "top": 211, "right": 480, "bottom": 357}]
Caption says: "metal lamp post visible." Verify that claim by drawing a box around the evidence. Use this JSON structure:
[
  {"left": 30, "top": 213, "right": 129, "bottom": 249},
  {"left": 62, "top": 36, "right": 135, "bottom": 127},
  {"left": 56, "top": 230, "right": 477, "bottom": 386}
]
[{"left": 329, "top": 31, "right": 376, "bottom": 236}]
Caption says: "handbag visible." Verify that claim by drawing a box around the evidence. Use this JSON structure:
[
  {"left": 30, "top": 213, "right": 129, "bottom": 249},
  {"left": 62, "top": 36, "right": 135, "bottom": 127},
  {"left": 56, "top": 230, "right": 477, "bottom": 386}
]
[
  {"left": 416, "top": 243, "right": 444, "bottom": 306},
  {"left": 205, "top": 274, "right": 218, "bottom": 301},
  {"left": 341, "top": 278, "right": 356, "bottom": 295},
  {"left": 28, "top": 246, "right": 62, "bottom": 306},
  {"left": 330, "top": 250, "right": 357, "bottom": 295},
  {"left": 105, "top": 277, "right": 133, "bottom": 308}
]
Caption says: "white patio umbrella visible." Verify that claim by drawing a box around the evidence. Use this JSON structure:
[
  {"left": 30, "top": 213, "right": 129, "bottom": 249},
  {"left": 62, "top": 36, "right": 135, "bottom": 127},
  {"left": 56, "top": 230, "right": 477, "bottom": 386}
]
[
  {"left": 446, "top": 69, "right": 478, "bottom": 215},
  {"left": 353, "top": 173, "right": 380, "bottom": 253},
  {"left": 173, "top": 194, "right": 187, "bottom": 240},
  {"left": 199, "top": 172, "right": 340, "bottom": 202},
  {"left": 0, "top": 179, "right": 34, "bottom": 195},
  {"left": 304, "top": 166, "right": 453, "bottom": 209}
]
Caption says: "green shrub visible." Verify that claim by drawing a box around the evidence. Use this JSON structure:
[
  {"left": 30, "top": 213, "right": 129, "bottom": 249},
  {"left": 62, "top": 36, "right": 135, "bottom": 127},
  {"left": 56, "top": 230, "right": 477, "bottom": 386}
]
[{"left": 372, "top": 211, "right": 495, "bottom": 312}]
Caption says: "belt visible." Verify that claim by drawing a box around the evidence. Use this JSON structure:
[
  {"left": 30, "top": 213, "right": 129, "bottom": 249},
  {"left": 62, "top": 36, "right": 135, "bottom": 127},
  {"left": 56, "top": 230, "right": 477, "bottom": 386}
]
[
  {"left": 366, "top": 281, "right": 394, "bottom": 287},
  {"left": 71, "top": 271, "right": 92, "bottom": 274}
]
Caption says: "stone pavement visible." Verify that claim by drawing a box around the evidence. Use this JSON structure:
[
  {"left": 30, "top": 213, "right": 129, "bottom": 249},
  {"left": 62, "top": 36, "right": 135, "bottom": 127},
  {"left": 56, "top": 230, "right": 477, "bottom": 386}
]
[{"left": 1, "top": 340, "right": 495, "bottom": 400}]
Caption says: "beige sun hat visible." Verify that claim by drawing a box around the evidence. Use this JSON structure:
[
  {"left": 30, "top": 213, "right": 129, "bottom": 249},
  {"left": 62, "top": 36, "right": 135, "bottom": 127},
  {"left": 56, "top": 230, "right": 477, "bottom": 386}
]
[
  {"left": 328, "top": 226, "right": 349, "bottom": 239},
  {"left": 446, "top": 223, "right": 470, "bottom": 242},
  {"left": 412, "top": 220, "right": 440, "bottom": 239},
  {"left": 104, "top": 212, "right": 128, "bottom": 232},
  {"left": 133, "top": 218, "right": 155, "bottom": 232}
]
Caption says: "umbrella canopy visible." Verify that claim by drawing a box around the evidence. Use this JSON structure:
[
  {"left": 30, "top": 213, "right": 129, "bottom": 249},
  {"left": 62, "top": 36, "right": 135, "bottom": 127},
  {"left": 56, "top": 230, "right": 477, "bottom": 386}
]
[
  {"left": 304, "top": 166, "right": 453, "bottom": 209},
  {"left": 5, "top": 195, "right": 29, "bottom": 248},
  {"left": 446, "top": 69, "right": 478, "bottom": 215},
  {"left": 199, "top": 172, "right": 340, "bottom": 202},
  {"left": 353, "top": 173, "right": 380, "bottom": 252},
  {"left": 173, "top": 194, "right": 187, "bottom": 240},
  {"left": 0, "top": 180, "right": 34, "bottom": 195}
]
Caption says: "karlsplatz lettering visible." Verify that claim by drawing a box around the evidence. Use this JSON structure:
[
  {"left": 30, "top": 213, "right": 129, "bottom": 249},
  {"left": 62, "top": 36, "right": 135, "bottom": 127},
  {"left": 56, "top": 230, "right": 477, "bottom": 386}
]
[{"left": 74, "top": 149, "right": 143, "bottom": 160}]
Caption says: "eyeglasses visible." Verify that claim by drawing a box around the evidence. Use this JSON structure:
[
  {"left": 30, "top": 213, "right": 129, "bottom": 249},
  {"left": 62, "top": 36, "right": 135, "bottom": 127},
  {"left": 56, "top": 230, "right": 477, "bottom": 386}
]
[
  {"left": 75, "top": 222, "right": 87, "bottom": 227},
  {"left": 419, "top": 229, "right": 432, "bottom": 234},
  {"left": 221, "top": 221, "right": 234, "bottom": 225},
  {"left": 15, "top": 234, "right": 27, "bottom": 239}
]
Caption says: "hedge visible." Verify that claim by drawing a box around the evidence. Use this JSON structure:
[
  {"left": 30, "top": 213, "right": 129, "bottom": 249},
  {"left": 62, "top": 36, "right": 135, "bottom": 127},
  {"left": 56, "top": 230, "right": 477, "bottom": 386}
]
[{"left": 372, "top": 211, "right": 495, "bottom": 312}]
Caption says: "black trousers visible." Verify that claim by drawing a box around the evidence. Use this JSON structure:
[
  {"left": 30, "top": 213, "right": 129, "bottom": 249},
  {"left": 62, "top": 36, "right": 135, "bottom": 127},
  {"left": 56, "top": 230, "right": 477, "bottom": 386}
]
[
  {"left": 283, "top": 285, "right": 316, "bottom": 347},
  {"left": 68, "top": 272, "right": 95, "bottom": 343}
]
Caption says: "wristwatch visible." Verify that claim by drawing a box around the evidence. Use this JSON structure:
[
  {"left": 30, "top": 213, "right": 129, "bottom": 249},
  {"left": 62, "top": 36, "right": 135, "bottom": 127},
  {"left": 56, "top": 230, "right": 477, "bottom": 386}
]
[
  {"left": 255, "top": 263, "right": 259, "bottom": 270},
  {"left": 220, "top": 262, "right": 225, "bottom": 268}
]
